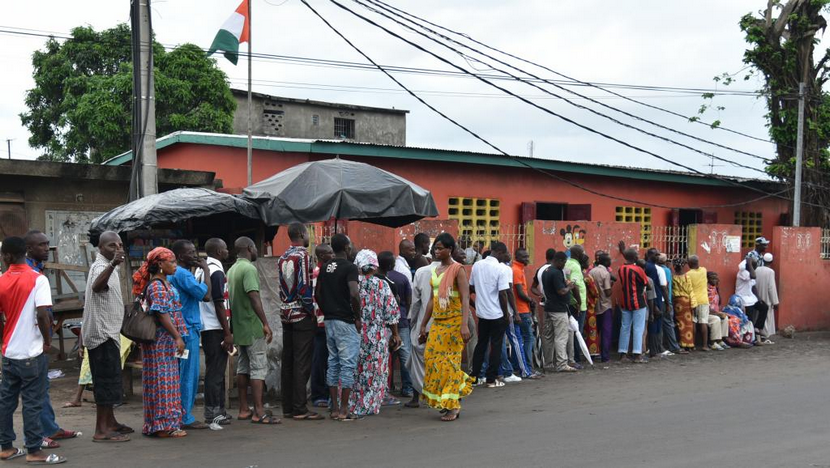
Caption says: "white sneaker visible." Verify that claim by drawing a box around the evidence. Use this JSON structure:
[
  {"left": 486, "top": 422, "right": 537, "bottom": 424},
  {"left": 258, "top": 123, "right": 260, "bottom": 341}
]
[
  {"left": 660, "top": 350, "right": 675, "bottom": 357},
  {"left": 503, "top": 374, "right": 522, "bottom": 383}
]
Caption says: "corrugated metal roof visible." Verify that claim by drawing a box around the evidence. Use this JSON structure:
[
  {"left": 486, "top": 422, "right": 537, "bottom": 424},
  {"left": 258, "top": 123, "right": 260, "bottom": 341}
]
[{"left": 103, "top": 131, "right": 777, "bottom": 188}]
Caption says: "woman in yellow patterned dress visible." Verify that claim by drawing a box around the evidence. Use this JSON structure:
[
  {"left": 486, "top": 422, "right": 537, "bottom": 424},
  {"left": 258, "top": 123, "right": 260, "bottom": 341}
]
[
  {"left": 671, "top": 259, "right": 697, "bottom": 351},
  {"left": 418, "top": 233, "right": 473, "bottom": 422}
]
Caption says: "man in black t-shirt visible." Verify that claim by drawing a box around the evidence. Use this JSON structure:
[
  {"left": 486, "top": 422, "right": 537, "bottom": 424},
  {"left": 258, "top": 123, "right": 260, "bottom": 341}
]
[
  {"left": 314, "top": 233, "right": 361, "bottom": 421},
  {"left": 541, "top": 252, "right": 577, "bottom": 373}
]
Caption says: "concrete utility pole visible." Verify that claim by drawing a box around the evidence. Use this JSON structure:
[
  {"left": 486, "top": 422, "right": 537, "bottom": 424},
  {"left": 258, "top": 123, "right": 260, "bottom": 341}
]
[
  {"left": 793, "top": 82, "right": 805, "bottom": 227},
  {"left": 137, "top": 0, "right": 157, "bottom": 197},
  {"left": 5, "top": 139, "right": 11, "bottom": 160}
]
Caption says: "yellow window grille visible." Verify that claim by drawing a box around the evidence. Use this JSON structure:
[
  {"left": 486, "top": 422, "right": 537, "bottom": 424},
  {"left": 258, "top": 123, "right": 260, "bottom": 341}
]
[
  {"left": 735, "top": 211, "right": 762, "bottom": 248},
  {"left": 448, "top": 197, "right": 500, "bottom": 247},
  {"left": 615, "top": 206, "right": 652, "bottom": 248}
]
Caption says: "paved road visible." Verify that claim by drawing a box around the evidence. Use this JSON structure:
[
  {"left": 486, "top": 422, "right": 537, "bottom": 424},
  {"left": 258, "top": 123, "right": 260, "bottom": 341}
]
[{"left": 41, "top": 333, "right": 830, "bottom": 467}]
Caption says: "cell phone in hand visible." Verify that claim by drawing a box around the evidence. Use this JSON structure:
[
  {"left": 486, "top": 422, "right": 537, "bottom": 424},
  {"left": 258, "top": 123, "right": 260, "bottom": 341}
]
[{"left": 177, "top": 349, "right": 190, "bottom": 360}]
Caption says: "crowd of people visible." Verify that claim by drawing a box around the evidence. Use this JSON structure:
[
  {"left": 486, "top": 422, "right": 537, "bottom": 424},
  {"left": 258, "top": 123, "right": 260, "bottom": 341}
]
[{"left": 0, "top": 226, "right": 780, "bottom": 462}]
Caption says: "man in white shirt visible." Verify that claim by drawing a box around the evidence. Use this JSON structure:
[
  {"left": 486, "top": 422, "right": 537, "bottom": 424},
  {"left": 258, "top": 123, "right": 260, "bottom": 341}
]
[
  {"left": 395, "top": 240, "right": 415, "bottom": 285},
  {"left": 196, "top": 238, "right": 232, "bottom": 425},
  {"left": 755, "top": 253, "right": 779, "bottom": 339},
  {"left": 469, "top": 242, "right": 512, "bottom": 387},
  {"left": 736, "top": 257, "right": 769, "bottom": 341}
]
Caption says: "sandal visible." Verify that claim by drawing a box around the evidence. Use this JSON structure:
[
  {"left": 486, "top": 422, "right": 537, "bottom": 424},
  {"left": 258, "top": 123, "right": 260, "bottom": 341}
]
[
  {"left": 440, "top": 410, "right": 460, "bottom": 422},
  {"left": 337, "top": 413, "right": 363, "bottom": 422},
  {"left": 26, "top": 453, "right": 67, "bottom": 465},
  {"left": 155, "top": 430, "right": 187, "bottom": 438},
  {"left": 48, "top": 430, "right": 78, "bottom": 441},
  {"left": 0, "top": 448, "right": 25, "bottom": 461},
  {"left": 60, "top": 402, "right": 81, "bottom": 409},
  {"left": 292, "top": 412, "right": 324, "bottom": 421},
  {"left": 251, "top": 414, "right": 281, "bottom": 425},
  {"left": 92, "top": 434, "right": 130, "bottom": 443},
  {"left": 486, "top": 380, "right": 505, "bottom": 388},
  {"left": 41, "top": 438, "right": 60, "bottom": 449}
]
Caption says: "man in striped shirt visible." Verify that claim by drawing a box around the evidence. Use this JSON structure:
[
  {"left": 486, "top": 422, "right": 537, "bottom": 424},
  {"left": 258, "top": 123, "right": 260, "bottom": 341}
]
[{"left": 617, "top": 244, "right": 649, "bottom": 363}]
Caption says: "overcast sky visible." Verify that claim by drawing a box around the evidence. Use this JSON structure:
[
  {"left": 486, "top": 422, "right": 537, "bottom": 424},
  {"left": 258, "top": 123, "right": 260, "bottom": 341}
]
[{"left": 0, "top": 0, "right": 808, "bottom": 178}]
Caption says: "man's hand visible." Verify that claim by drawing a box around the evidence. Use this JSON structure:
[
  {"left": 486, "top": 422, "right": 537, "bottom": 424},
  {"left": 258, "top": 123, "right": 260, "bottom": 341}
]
[
  {"left": 222, "top": 333, "right": 234, "bottom": 353},
  {"left": 263, "top": 324, "right": 273, "bottom": 344},
  {"left": 354, "top": 319, "right": 362, "bottom": 335},
  {"left": 390, "top": 334, "right": 402, "bottom": 351},
  {"left": 197, "top": 258, "right": 210, "bottom": 271},
  {"left": 77, "top": 346, "right": 84, "bottom": 361},
  {"left": 618, "top": 240, "right": 626, "bottom": 252},
  {"left": 43, "top": 340, "right": 52, "bottom": 353},
  {"left": 111, "top": 250, "right": 126, "bottom": 267},
  {"left": 418, "top": 326, "right": 428, "bottom": 344}
]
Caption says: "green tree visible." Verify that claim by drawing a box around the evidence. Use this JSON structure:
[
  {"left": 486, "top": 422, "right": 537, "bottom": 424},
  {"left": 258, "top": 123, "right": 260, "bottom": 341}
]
[
  {"left": 21, "top": 24, "right": 236, "bottom": 164},
  {"left": 703, "top": 0, "right": 830, "bottom": 226}
]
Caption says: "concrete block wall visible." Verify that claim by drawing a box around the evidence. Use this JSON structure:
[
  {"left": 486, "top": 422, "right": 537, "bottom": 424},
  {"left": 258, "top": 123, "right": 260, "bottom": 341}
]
[{"left": 772, "top": 227, "right": 830, "bottom": 330}]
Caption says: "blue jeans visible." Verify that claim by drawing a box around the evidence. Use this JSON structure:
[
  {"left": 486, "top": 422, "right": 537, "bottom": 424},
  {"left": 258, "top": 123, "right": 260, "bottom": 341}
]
[
  {"left": 507, "top": 321, "right": 531, "bottom": 377},
  {"left": 38, "top": 353, "right": 59, "bottom": 438},
  {"left": 1, "top": 354, "right": 47, "bottom": 453},
  {"left": 480, "top": 338, "right": 514, "bottom": 378},
  {"left": 395, "top": 326, "right": 413, "bottom": 394},
  {"left": 178, "top": 332, "right": 201, "bottom": 426},
  {"left": 619, "top": 308, "right": 647, "bottom": 355},
  {"left": 325, "top": 320, "right": 360, "bottom": 389},
  {"left": 518, "top": 313, "right": 535, "bottom": 370},
  {"left": 572, "top": 309, "right": 586, "bottom": 362},
  {"left": 662, "top": 303, "right": 681, "bottom": 352}
]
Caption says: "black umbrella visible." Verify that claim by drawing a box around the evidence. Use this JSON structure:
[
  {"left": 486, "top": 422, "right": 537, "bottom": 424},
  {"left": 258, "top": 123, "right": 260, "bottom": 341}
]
[
  {"left": 242, "top": 158, "right": 439, "bottom": 227},
  {"left": 89, "top": 188, "right": 264, "bottom": 236}
]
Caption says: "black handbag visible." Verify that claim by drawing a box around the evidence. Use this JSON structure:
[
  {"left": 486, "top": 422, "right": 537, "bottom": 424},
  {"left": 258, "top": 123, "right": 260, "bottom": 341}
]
[{"left": 121, "top": 278, "right": 163, "bottom": 344}]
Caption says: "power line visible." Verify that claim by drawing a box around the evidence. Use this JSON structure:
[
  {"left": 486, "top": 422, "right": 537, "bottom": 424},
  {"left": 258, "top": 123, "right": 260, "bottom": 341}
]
[
  {"left": 322, "top": 0, "right": 829, "bottom": 208},
  {"left": 350, "top": 0, "right": 770, "bottom": 176},
  {"left": 297, "top": 0, "right": 800, "bottom": 211}
]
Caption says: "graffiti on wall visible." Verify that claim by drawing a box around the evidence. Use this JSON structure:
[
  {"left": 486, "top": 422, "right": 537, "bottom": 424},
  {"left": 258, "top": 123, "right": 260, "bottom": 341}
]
[{"left": 560, "top": 224, "right": 586, "bottom": 249}]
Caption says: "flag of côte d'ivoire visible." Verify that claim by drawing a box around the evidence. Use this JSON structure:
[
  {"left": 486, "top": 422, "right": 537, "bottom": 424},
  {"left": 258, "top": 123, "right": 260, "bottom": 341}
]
[{"left": 208, "top": 0, "right": 250, "bottom": 65}]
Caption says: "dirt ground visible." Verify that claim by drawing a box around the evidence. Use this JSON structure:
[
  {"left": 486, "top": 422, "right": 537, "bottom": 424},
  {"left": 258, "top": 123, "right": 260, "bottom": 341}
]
[{"left": 14, "top": 331, "right": 830, "bottom": 467}]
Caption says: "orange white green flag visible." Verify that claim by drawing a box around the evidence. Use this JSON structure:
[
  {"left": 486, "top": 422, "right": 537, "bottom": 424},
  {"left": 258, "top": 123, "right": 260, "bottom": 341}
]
[{"left": 207, "top": 0, "right": 250, "bottom": 65}]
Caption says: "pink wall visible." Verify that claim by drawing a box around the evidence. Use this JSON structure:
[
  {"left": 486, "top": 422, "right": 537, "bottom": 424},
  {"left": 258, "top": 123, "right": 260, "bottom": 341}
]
[
  {"left": 772, "top": 227, "right": 830, "bottom": 330},
  {"left": 688, "top": 224, "right": 743, "bottom": 301}
]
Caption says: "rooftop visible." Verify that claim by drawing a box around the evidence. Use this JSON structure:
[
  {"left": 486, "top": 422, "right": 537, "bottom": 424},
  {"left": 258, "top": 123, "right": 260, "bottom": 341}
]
[
  {"left": 103, "top": 131, "right": 777, "bottom": 189},
  {"left": 231, "top": 89, "right": 409, "bottom": 115},
  {"left": 0, "top": 158, "right": 216, "bottom": 186}
]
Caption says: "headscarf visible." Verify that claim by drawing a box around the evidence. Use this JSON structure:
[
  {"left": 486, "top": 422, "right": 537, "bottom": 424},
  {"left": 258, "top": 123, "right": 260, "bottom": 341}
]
[
  {"left": 132, "top": 247, "right": 176, "bottom": 296},
  {"left": 354, "top": 249, "right": 378, "bottom": 274},
  {"left": 437, "top": 261, "right": 463, "bottom": 310}
]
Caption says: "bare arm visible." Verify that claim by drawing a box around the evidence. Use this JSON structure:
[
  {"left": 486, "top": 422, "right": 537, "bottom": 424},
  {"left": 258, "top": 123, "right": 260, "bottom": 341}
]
[
  {"left": 348, "top": 280, "right": 361, "bottom": 323},
  {"left": 515, "top": 283, "right": 533, "bottom": 305},
  {"left": 530, "top": 274, "right": 541, "bottom": 297},
  {"left": 247, "top": 290, "right": 273, "bottom": 343},
  {"left": 91, "top": 264, "right": 116, "bottom": 293},
  {"left": 419, "top": 295, "right": 434, "bottom": 341},
  {"left": 36, "top": 306, "right": 52, "bottom": 350},
  {"left": 498, "top": 289, "right": 510, "bottom": 321}
]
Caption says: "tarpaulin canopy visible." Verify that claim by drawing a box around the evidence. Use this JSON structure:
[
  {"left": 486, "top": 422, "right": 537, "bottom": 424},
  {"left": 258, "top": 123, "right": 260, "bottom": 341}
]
[
  {"left": 242, "top": 158, "right": 439, "bottom": 227},
  {"left": 89, "top": 188, "right": 264, "bottom": 236}
]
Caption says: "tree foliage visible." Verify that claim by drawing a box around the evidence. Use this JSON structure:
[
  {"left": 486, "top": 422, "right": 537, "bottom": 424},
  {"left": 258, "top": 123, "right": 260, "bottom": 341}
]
[
  {"left": 710, "top": 0, "right": 830, "bottom": 226},
  {"left": 21, "top": 24, "right": 236, "bottom": 164}
]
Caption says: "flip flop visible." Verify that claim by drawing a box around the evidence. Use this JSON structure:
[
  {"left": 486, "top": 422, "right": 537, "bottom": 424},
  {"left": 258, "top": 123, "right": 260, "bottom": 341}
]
[
  {"left": 40, "top": 438, "right": 60, "bottom": 449},
  {"left": 1, "top": 448, "right": 25, "bottom": 461},
  {"left": 292, "top": 412, "right": 324, "bottom": 421},
  {"left": 115, "top": 424, "right": 135, "bottom": 434},
  {"left": 251, "top": 414, "right": 281, "bottom": 425},
  {"left": 336, "top": 413, "right": 363, "bottom": 422},
  {"left": 48, "top": 430, "right": 78, "bottom": 441},
  {"left": 60, "top": 402, "right": 81, "bottom": 409},
  {"left": 26, "top": 454, "right": 67, "bottom": 465},
  {"left": 155, "top": 430, "right": 187, "bottom": 439},
  {"left": 92, "top": 434, "right": 130, "bottom": 443}
]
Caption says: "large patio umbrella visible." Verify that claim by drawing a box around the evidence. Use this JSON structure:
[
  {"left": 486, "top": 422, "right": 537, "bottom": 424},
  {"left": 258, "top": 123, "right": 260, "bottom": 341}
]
[
  {"left": 89, "top": 188, "right": 264, "bottom": 236},
  {"left": 242, "top": 158, "right": 438, "bottom": 227}
]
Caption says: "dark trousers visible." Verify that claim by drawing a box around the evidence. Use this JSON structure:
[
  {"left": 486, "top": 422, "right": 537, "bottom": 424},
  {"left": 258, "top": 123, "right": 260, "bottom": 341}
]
[
  {"left": 87, "top": 338, "right": 123, "bottom": 407},
  {"left": 281, "top": 315, "right": 316, "bottom": 416},
  {"left": 0, "top": 354, "right": 46, "bottom": 454},
  {"left": 201, "top": 329, "right": 228, "bottom": 421},
  {"left": 471, "top": 317, "right": 508, "bottom": 383},
  {"left": 747, "top": 302, "right": 769, "bottom": 332},
  {"left": 310, "top": 326, "right": 329, "bottom": 404},
  {"left": 571, "top": 309, "right": 586, "bottom": 363},
  {"left": 597, "top": 310, "right": 613, "bottom": 362}
]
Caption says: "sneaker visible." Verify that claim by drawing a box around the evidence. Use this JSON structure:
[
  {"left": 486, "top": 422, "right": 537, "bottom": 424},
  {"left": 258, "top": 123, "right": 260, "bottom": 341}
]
[
  {"left": 503, "top": 374, "right": 522, "bottom": 383},
  {"left": 473, "top": 378, "right": 487, "bottom": 387},
  {"left": 659, "top": 350, "right": 674, "bottom": 357},
  {"left": 719, "top": 342, "right": 731, "bottom": 349},
  {"left": 712, "top": 343, "right": 724, "bottom": 351}
]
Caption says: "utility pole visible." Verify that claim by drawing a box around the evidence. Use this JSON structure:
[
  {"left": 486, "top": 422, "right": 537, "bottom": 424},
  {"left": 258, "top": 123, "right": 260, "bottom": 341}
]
[
  {"left": 136, "top": 0, "right": 157, "bottom": 197},
  {"left": 5, "top": 139, "right": 11, "bottom": 159},
  {"left": 246, "top": 0, "right": 253, "bottom": 186},
  {"left": 793, "top": 82, "right": 805, "bottom": 227},
  {"left": 527, "top": 140, "right": 534, "bottom": 158}
]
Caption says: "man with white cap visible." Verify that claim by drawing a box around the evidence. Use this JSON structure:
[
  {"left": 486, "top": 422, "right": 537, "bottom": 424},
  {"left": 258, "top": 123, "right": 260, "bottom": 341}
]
[
  {"left": 746, "top": 237, "right": 770, "bottom": 268},
  {"left": 755, "top": 252, "right": 779, "bottom": 339}
]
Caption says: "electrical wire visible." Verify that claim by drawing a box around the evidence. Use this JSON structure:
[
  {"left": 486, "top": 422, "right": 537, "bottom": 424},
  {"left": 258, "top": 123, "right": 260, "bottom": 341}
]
[
  {"left": 350, "top": 0, "right": 770, "bottom": 176},
  {"left": 298, "top": 0, "right": 796, "bottom": 211},
  {"left": 322, "top": 0, "right": 830, "bottom": 208}
]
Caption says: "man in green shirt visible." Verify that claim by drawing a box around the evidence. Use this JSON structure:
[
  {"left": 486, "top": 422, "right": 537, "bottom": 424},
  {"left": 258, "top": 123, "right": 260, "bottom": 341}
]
[
  {"left": 565, "top": 245, "right": 586, "bottom": 366},
  {"left": 227, "top": 237, "right": 277, "bottom": 425}
]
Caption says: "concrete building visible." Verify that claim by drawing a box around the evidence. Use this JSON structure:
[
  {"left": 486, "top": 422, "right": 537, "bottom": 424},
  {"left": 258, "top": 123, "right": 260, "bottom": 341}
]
[{"left": 231, "top": 89, "right": 408, "bottom": 145}]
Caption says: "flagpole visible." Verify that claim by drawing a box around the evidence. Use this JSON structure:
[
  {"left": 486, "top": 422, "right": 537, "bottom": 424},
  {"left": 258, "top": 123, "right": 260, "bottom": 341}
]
[{"left": 246, "top": 0, "right": 253, "bottom": 186}]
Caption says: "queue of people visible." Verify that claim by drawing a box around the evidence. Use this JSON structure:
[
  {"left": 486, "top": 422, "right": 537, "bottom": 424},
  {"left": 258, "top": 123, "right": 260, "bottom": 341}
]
[{"left": 0, "top": 227, "right": 782, "bottom": 462}]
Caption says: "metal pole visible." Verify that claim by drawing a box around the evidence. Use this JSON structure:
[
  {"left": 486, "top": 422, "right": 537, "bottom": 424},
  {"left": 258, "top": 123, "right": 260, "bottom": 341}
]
[
  {"left": 5, "top": 139, "right": 10, "bottom": 159},
  {"left": 793, "top": 82, "right": 805, "bottom": 227},
  {"left": 246, "top": 0, "right": 253, "bottom": 187},
  {"left": 138, "top": 0, "right": 157, "bottom": 197}
]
